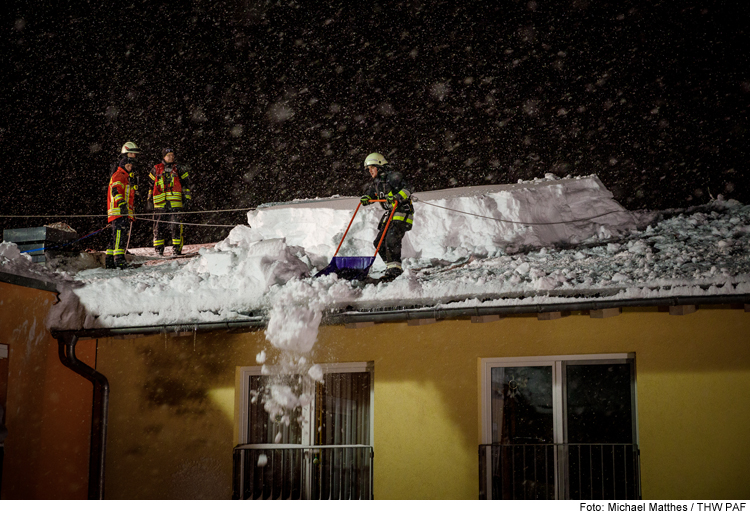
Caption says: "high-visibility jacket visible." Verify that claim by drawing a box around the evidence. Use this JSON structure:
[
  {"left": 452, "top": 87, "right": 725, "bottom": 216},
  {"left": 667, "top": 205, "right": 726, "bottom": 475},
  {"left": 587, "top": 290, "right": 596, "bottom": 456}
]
[
  {"left": 362, "top": 168, "right": 415, "bottom": 229},
  {"left": 107, "top": 166, "right": 136, "bottom": 222},
  {"left": 148, "top": 163, "right": 191, "bottom": 209}
]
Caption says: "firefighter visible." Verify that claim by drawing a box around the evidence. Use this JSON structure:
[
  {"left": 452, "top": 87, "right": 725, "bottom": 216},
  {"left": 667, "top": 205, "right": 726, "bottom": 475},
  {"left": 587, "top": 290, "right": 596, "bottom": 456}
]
[
  {"left": 147, "top": 147, "right": 192, "bottom": 255},
  {"left": 106, "top": 156, "right": 137, "bottom": 269},
  {"left": 359, "top": 152, "right": 414, "bottom": 281}
]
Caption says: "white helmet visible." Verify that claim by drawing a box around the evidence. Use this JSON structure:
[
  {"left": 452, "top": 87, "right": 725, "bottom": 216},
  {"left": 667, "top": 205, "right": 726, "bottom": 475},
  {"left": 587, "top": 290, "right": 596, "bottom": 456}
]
[
  {"left": 364, "top": 152, "right": 388, "bottom": 168},
  {"left": 121, "top": 141, "right": 141, "bottom": 155}
]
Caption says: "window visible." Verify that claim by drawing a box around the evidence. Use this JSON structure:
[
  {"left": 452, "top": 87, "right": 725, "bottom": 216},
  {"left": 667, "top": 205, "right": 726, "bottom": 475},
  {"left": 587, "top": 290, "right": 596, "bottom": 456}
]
[
  {"left": 234, "top": 362, "right": 374, "bottom": 499},
  {"left": 480, "top": 354, "right": 640, "bottom": 500}
]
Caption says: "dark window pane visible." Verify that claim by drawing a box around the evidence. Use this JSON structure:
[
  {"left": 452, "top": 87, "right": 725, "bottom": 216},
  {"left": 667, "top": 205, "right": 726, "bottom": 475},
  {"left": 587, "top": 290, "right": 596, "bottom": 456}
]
[
  {"left": 565, "top": 363, "right": 633, "bottom": 444},
  {"left": 491, "top": 366, "right": 553, "bottom": 444}
]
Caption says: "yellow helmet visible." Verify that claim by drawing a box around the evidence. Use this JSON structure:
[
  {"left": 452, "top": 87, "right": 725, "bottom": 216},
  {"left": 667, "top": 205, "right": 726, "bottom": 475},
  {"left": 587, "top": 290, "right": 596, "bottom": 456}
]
[
  {"left": 121, "top": 141, "right": 141, "bottom": 155},
  {"left": 363, "top": 152, "right": 388, "bottom": 168}
]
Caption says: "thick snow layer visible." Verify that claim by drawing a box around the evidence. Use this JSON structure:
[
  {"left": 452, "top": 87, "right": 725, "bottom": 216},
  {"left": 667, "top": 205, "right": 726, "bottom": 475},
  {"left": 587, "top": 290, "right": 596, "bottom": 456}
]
[{"left": 249, "top": 175, "right": 645, "bottom": 269}]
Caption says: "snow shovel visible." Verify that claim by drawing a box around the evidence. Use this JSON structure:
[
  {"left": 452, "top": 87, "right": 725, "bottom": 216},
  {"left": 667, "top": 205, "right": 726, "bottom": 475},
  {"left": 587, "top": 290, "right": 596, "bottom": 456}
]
[{"left": 316, "top": 199, "right": 397, "bottom": 280}]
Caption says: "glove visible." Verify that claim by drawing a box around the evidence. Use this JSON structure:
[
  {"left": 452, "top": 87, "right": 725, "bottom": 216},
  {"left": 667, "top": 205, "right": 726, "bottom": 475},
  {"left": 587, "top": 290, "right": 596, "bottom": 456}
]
[
  {"left": 182, "top": 198, "right": 191, "bottom": 212},
  {"left": 119, "top": 202, "right": 129, "bottom": 215},
  {"left": 386, "top": 192, "right": 397, "bottom": 206},
  {"left": 360, "top": 195, "right": 371, "bottom": 206}
]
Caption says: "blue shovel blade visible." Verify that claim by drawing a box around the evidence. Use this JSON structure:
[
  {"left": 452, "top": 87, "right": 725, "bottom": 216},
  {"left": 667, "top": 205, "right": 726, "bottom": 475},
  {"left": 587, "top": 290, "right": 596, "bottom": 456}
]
[{"left": 315, "top": 256, "right": 375, "bottom": 280}]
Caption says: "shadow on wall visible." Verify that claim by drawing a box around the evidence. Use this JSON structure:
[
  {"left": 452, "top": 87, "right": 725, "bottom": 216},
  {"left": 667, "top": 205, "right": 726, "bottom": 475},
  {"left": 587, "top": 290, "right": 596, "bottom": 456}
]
[{"left": 98, "top": 330, "right": 267, "bottom": 499}]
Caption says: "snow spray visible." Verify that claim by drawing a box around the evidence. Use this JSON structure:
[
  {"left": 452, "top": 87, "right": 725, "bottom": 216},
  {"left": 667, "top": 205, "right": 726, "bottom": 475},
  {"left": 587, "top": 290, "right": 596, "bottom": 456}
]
[{"left": 257, "top": 276, "right": 358, "bottom": 428}]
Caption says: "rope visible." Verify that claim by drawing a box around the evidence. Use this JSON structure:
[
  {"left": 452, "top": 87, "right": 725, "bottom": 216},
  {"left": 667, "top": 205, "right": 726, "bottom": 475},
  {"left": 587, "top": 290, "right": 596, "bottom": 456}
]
[
  {"left": 417, "top": 200, "right": 631, "bottom": 226},
  {"left": 0, "top": 207, "right": 254, "bottom": 219},
  {"left": 135, "top": 216, "right": 237, "bottom": 228},
  {"left": 2, "top": 197, "right": 635, "bottom": 228}
]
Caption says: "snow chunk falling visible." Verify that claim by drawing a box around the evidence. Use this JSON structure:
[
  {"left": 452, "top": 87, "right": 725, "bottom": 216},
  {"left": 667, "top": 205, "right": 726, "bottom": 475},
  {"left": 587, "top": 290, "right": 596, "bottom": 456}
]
[{"left": 260, "top": 276, "right": 359, "bottom": 421}]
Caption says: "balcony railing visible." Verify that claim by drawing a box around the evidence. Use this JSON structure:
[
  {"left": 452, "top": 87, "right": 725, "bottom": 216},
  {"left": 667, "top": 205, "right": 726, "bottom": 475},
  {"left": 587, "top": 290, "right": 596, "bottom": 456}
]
[
  {"left": 479, "top": 443, "right": 641, "bottom": 500},
  {"left": 233, "top": 444, "right": 374, "bottom": 500}
]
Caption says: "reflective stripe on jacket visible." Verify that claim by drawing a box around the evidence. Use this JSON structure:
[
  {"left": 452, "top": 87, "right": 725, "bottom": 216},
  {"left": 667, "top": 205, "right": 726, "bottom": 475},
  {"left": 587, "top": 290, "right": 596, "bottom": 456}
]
[
  {"left": 149, "top": 163, "right": 191, "bottom": 209},
  {"left": 363, "top": 168, "right": 415, "bottom": 228},
  {"left": 107, "top": 167, "right": 135, "bottom": 222}
]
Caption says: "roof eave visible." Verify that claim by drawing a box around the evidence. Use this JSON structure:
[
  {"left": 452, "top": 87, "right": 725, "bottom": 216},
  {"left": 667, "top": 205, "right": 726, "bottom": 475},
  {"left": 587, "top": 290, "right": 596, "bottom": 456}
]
[{"left": 49, "top": 293, "right": 750, "bottom": 340}]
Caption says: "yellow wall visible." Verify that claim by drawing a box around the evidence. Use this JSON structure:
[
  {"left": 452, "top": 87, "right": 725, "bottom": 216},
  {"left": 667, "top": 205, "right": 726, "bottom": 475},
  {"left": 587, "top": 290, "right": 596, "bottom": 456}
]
[
  {"left": 97, "top": 331, "right": 267, "bottom": 499},
  {"left": 0, "top": 281, "right": 95, "bottom": 499},
  {"left": 96, "top": 307, "right": 750, "bottom": 500}
]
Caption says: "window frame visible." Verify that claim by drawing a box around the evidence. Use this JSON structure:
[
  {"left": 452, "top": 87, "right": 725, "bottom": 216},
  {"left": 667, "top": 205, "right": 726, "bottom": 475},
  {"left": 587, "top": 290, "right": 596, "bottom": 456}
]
[
  {"left": 237, "top": 361, "right": 374, "bottom": 447},
  {"left": 480, "top": 353, "right": 637, "bottom": 445},
  {"left": 480, "top": 353, "right": 638, "bottom": 499}
]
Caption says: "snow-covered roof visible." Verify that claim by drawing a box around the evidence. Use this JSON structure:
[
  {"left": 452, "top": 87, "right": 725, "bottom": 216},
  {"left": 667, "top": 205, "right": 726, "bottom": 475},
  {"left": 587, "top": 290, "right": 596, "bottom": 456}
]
[{"left": 2, "top": 175, "right": 749, "bottom": 339}]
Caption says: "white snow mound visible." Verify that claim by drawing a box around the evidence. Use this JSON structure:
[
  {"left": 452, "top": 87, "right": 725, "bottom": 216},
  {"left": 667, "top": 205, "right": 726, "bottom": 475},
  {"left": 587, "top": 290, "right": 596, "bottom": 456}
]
[{"left": 248, "top": 175, "right": 638, "bottom": 267}]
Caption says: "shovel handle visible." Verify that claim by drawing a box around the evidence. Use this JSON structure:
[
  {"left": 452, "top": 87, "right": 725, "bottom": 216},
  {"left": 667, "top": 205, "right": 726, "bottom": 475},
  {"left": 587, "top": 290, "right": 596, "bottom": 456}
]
[{"left": 374, "top": 200, "right": 398, "bottom": 258}]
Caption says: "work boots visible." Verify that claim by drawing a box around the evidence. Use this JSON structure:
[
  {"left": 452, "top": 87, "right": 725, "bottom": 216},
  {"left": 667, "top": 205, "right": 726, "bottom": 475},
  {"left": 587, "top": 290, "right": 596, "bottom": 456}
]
[
  {"left": 114, "top": 257, "right": 132, "bottom": 270},
  {"left": 380, "top": 264, "right": 403, "bottom": 283}
]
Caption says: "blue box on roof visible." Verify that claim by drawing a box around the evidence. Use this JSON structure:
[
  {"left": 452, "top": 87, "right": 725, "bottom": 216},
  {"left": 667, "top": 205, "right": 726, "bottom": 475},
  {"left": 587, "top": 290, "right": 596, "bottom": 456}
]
[{"left": 3, "top": 225, "right": 78, "bottom": 263}]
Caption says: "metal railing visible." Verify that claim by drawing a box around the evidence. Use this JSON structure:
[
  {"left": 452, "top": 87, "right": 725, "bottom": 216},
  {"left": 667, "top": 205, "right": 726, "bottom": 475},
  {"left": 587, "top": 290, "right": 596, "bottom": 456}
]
[
  {"left": 233, "top": 444, "right": 374, "bottom": 500},
  {"left": 479, "top": 443, "right": 641, "bottom": 500}
]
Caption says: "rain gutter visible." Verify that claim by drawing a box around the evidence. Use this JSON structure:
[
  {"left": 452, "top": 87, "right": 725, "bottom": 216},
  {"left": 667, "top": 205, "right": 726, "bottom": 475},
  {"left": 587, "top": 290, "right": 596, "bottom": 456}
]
[
  {"left": 324, "top": 293, "right": 750, "bottom": 325},
  {"left": 55, "top": 334, "right": 109, "bottom": 500}
]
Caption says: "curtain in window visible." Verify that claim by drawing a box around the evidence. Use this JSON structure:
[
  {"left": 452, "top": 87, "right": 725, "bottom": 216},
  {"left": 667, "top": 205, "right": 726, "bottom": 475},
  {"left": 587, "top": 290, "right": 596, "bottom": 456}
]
[
  {"left": 317, "top": 372, "right": 371, "bottom": 446},
  {"left": 313, "top": 372, "right": 372, "bottom": 499},
  {"left": 242, "top": 371, "right": 372, "bottom": 499}
]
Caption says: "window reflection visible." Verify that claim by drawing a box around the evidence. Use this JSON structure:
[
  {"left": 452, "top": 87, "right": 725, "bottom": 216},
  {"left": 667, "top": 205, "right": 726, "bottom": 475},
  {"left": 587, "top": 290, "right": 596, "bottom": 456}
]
[{"left": 491, "top": 366, "right": 553, "bottom": 444}]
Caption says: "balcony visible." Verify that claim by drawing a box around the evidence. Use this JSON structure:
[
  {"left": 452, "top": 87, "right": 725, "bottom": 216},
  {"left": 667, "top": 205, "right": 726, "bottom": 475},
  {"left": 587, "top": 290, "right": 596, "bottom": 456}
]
[
  {"left": 233, "top": 444, "right": 374, "bottom": 500},
  {"left": 479, "top": 443, "right": 641, "bottom": 500}
]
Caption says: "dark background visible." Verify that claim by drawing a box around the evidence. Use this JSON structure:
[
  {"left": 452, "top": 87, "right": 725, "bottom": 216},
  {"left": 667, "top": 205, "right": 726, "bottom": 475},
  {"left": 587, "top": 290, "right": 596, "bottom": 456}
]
[{"left": 1, "top": 0, "right": 748, "bottom": 249}]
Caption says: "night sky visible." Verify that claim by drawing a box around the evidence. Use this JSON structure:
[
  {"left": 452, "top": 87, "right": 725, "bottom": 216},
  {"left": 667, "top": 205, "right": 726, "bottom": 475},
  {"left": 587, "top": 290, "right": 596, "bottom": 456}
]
[{"left": 1, "top": 0, "right": 748, "bottom": 248}]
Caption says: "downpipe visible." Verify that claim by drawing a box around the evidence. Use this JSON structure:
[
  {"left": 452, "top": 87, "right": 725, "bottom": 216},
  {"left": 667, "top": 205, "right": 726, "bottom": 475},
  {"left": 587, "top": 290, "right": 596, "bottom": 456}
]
[{"left": 56, "top": 334, "right": 109, "bottom": 500}]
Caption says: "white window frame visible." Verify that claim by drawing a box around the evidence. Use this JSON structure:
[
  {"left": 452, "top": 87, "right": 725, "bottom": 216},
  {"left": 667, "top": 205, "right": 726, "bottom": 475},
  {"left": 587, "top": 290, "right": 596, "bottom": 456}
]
[
  {"left": 237, "top": 362, "right": 374, "bottom": 447},
  {"left": 479, "top": 353, "right": 638, "bottom": 499}
]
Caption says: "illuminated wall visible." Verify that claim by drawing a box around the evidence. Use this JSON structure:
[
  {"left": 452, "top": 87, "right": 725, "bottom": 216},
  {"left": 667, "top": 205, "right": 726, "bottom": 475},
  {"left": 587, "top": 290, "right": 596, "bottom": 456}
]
[{"left": 96, "top": 306, "right": 750, "bottom": 499}]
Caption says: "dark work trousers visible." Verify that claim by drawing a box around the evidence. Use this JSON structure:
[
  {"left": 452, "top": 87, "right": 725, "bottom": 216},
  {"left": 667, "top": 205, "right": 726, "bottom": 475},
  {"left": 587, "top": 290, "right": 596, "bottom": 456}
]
[
  {"left": 106, "top": 216, "right": 130, "bottom": 261},
  {"left": 153, "top": 209, "right": 184, "bottom": 252},
  {"left": 373, "top": 218, "right": 409, "bottom": 265}
]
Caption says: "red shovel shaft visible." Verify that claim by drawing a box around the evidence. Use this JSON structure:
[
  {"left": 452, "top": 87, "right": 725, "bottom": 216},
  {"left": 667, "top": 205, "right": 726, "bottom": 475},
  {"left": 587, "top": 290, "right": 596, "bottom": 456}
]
[
  {"left": 374, "top": 200, "right": 398, "bottom": 258},
  {"left": 333, "top": 199, "right": 389, "bottom": 258}
]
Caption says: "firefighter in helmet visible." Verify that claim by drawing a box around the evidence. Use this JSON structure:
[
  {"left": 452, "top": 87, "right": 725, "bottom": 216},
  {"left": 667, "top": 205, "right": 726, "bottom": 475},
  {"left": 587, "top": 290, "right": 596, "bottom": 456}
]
[
  {"left": 359, "top": 152, "right": 414, "bottom": 281},
  {"left": 105, "top": 143, "right": 139, "bottom": 269}
]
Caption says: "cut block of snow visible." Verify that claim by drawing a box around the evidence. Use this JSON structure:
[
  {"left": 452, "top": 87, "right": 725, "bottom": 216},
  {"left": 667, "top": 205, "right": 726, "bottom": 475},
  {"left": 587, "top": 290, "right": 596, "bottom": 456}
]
[
  {"left": 248, "top": 176, "right": 639, "bottom": 265},
  {"left": 201, "top": 251, "right": 234, "bottom": 276}
]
